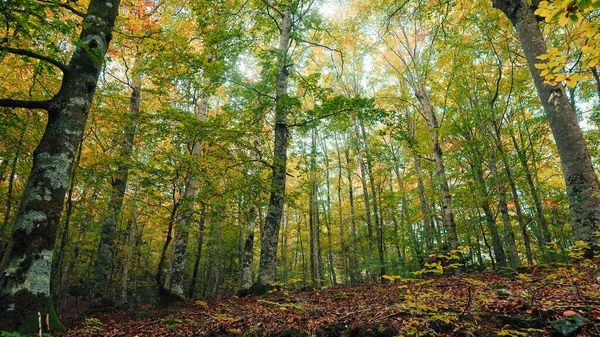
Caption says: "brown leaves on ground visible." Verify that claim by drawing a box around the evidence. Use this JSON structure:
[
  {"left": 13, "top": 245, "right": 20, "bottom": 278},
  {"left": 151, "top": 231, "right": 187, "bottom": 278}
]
[{"left": 57, "top": 262, "right": 600, "bottom": 336}]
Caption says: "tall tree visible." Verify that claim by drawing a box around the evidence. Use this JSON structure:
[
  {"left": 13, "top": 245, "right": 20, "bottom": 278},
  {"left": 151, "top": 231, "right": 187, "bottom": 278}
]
[
  {"left": 493, "top": 0, "right": 600, "bottom": 254},
  {"left": 0, "top": 0, "right": 120, "bottom": 332}
]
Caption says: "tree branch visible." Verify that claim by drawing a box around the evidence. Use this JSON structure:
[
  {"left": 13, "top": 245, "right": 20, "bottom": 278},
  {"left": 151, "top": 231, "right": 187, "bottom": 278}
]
[
  {"left": 36, "top": 0, "right": 85, "bottom": 17},
  {"left": 0, "top": 98, "right": 51, "bottom": 110},
  {"left": 2, "top": 47, "right": 68, "bottom": 72},
  {"left": 296, "top": 38, "right": 344, "bottom": 74}
]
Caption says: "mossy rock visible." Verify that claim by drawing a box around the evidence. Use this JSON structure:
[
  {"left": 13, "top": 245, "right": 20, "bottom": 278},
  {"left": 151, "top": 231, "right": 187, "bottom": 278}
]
[
  {"left": 248, "top": 283, "right": 281, "bottom": 296},
  {"left": 0, "top": 289, "right": 64, "bottom": 335},
  {"left": 158, "top": 287, "right": 184, "bottom": 308},
  {"left": 236, "top": 287, "right": 252, "bottom": 298}
]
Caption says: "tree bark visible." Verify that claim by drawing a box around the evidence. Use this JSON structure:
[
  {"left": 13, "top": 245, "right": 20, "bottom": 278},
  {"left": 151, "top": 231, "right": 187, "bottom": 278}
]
[
  {"left": 309, "top": 127, "right": 322, "bottom": 288},
  {"left": 414, "top": 84, "right": 459, "bottom": 251},
  {"left": 511, "top": 130, "right": 552, "bottom": 251},
  {"left": 255, "top": 11, "right": 292, "bottom": 292},
  {"left": 334, "top": 133, "right": 348, "bottom": 284},
  {"left": 488, "top": 147, "right": 520, "bottom": 268},
  {"left": 167, "top": 92, "right": 207, "bottom": 298},
  {"left": 188, "top": 206, "right": 205, "bottom": 299},
  {"left": 0, "top": 125, "right": 25, "bottom": 240},
  {"left": 344, "top": 145, "right": 361, "bottom": 284},
  {"left": 360, "top": 122, "right": 385, "bottom": 279},
  {"left": 93, "top": 59, "right": 141, "bottom": 303},
  {"left": 321, "top": 137, "right": 337, "bottom": 286},
  {"left": 493, "top": 0, "right": 600, "bottom": 254},
  {"left": 51, "top": 136, "right": 83, "bottom": 312},
  {"left": 353, "top": 119, "right": 376, "bottom": 282},
  {"left": 470, "top": 148, "right": 507, "bottom": 268},
  {"left": 0, "top": 0, "right": 120, "bottom": 333}
]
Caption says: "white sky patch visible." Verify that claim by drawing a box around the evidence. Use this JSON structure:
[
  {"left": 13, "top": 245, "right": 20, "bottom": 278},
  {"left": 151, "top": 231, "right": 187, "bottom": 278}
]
[
  {"left": 318, "top": 0, "right": 344, "bottom": 20},
  {"left": 237, "top": 53, "right": 260, "bottom": 82}
]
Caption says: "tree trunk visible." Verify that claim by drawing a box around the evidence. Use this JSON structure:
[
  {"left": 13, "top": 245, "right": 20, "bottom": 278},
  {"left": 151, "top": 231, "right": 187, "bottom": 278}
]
[
  {"left": 361, "top": 122, "right": 385, "bottom": 279},
  {"left": 321, "top": 137, "right": 337, "bottom": 285},
  {"left": 188, "top": 207, "right": 206, "bottom": 299},
  {"left": 493, "top": 0, "right": 600, "bottom": 254},
  {"left": 411, "top": 150, "right": 434, "bottom": 253},
  {"left": 0, "top": 0, "right": 119, "bottom": 333},
  {"left": 309, "top": 127, "right": 322, "bottom": 288},
  {"left": 156, "top": 194, "right": 180, "bottom": 304},
  {"left": 0, "top": 125, "right": 25, "bottom": 239},
  {"left": 470, "top": 151, "right": 507, "bottom": 268},
  {"left": 414, "top": 84, "right": 459, "bottom": 251},
  {"left": 488, "top": 148, "right": 520, "bottom": 268},
  {"left": 511, "top": 130, "right": 552, "bottom": 252},
  {"left": 93, "top": 60, "right": 141, "bottom": 303},
  {"left": 591, "top": 67, "right": 600, "bottom": 100},
  {"left": 255, "top": 11, "right": 292, "bottom": 292},
  {"left": 168, "top": 92, "right": 207, "bottom": 298},
  {"left": 51, "top": 136, "right": 83, "bottom": 312},
  {"left": 344, "top": 145, "right": 361, "bottom": 284},
  {"left": 353, "top": 120, "right": 376, "bottom": 282},
  {"left": 334, "top": 134, "right": 348, "bottom": 284}
]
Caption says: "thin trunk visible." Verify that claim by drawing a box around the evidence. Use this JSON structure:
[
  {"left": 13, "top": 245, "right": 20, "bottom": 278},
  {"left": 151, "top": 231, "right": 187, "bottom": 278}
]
[
  {"left": 321, "top": 139, "right": 337, "bottom": 286},
  {"left": 1, "top": 126, "right": 25, "bottom": 240},
  {"left": 411, "top": 150, "right": 434, "bottom": 253},
  {"left": 118, "top": 213, "right": 137, "bottom": 304},
  {"left": 334, "top": 134, "right": 348, "bottom": 284},
  {"left": 361, "top": 122, "right": 385, "bottom": 279},
  {"left": 489, "top": 150, "right": 520, "bottom": 268},
  {"left": 494, "top": 0, "right": 600, "bottom": 254},
  {"left": 168, "top": 93, "right": 207, "bottom": 298},
  {"left": 511, "top": 130, "right": 552, "bottom": 251},
  {"left": 256, "top": 11, "right": 292, "bottom": 290},
  {"left": 470, "top": 153, "right": 507, "bottom": 268},
  {"left": 0, "top": 159, "right": 9, "bottom": 182},
  {"left": 94, "top": 61, "right": 141, "bottom": 303},
  {"left": 309, "top": 127, "right": 321, "bottom": 288},
  {"left": 188, "top": 207, "right": 206, "bottom": 299},
  {"left": 156, "top": 195, "right": 180, "bottom": 302},
  {"left": 414, "top": 84, "right": 459, "bottom": 251},
  {"left": 491, "top": 122, "right": 534, "bottom": 265},
  {"left": 591, "top": 67, "right": 600, "bottom": 100},
  {"left": 354, "top": 120, "right": 375, "bottom": 282},
  {"left": 344, "top": 146, "right": 361, "bottom": 284}
]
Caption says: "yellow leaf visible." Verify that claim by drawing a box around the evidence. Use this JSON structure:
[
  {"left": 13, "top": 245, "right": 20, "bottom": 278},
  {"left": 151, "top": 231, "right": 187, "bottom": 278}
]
[
  {"left": 537, "top": 53, "right": 552, "bottom": 60},
  {"left": 534, "top": 62, "right": 548, "bottom": 69},
  {"left": 559, "top": 15, "right": 569, "bottom": 25}
]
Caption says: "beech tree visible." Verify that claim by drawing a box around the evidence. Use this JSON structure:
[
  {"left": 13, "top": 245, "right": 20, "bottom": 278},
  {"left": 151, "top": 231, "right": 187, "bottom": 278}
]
[
  {"left": 0, "top": 0, "right": 120, "bottom": 333},
  {"left": 493, "top": 0, "right": 600, "bottom": 254}
]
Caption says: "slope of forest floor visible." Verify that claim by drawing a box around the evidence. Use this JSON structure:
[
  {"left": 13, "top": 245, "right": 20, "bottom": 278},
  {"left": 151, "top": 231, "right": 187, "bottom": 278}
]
[{"left": 57, "top": 262, "right": 600, "bottom": 337}]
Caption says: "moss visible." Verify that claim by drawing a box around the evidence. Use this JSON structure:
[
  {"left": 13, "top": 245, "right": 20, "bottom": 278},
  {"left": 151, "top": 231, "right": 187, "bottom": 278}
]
[
  {"left": 275, "top": 328, "right": 309, "bottom": 337},
  {"left": 0, "top": 289, "right": 64, "bottom": 335},
  {"left": 133, "top": 311, "right": 149, "bottom": 321},
  {"left": 248, "top": 282, "right": 281, "bottom": 296}
]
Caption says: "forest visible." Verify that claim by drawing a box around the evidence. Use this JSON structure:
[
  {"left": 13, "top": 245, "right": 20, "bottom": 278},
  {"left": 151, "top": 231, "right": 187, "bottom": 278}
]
[{"left": 0, "top": 0, "right": 600, "bottom": 335}]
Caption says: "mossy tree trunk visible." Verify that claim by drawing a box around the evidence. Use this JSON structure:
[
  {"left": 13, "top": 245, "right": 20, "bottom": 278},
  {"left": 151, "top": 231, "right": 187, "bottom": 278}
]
[
  {"left": 0, "top": 0, "right": 119, "bottom": 333},
  {"left": 255, "top": 10, "right": 292, "bottom": 293},
  {"left": 94, "top": 58, "right": 141, "bottom": 304},
  {"left": 167, "top": 93, "right": 207, "bottom": 298}
]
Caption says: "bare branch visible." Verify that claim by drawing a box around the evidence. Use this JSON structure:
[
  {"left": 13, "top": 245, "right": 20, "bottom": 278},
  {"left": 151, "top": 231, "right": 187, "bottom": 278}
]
[
  {"left": 0, "top": 98, "right": 51, "bottom": 110},
  {"left": 296, "top": 38, "right": 344, "bottom": 74},
  {"left": 2, "top": 47, "right": 68, "bottom": 72}
]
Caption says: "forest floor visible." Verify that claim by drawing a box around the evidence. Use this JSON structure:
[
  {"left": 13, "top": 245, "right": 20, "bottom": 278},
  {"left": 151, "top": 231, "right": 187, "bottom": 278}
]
[{"left": 57, "top": 262, "right": 600, "bottom": 337}]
